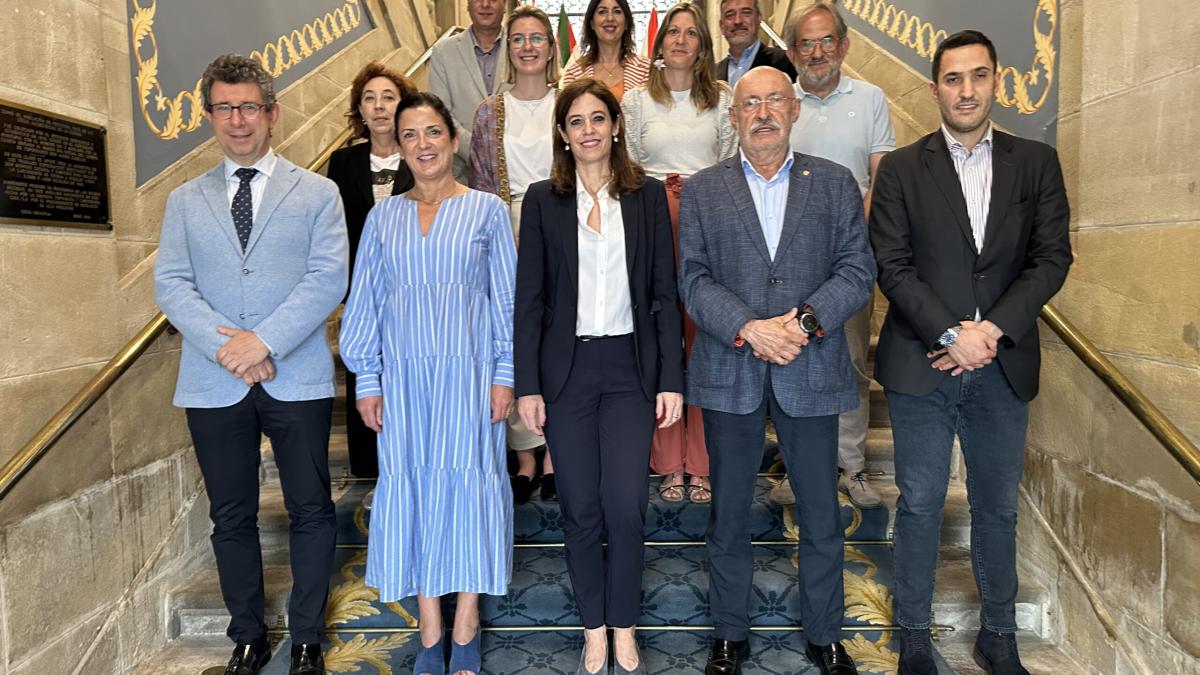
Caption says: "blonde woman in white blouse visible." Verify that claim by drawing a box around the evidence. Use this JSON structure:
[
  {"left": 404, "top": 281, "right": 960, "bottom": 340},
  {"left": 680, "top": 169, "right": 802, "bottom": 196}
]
[
  {"left": 621, "top": 1, "right": 737, "bottom": 505},
  {"left": 470, "top": 5, "right": 561, "bottom": 504}
]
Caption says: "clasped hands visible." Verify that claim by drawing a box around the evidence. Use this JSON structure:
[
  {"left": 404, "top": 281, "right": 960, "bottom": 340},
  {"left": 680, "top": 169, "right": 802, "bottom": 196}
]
[
  {"left": 216, "top": 327, "right": 274, "bottom": 386},
  {"left": 741, "top": 307, "right": 810, "bottom": 365},
  {"left": 927, "top": 320, "right": 1004, "bottom": 376}
]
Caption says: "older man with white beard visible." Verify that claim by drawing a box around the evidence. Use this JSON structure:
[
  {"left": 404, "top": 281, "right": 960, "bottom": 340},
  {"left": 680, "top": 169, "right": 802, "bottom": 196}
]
[{"left": 770, "top": 1, "right": 895, "bottom": 511}]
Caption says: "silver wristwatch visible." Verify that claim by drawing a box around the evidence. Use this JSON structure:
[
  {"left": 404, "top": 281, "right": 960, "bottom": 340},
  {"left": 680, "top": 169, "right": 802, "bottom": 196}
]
[{"left": 937, "top": 325, "right": 962, "bottom": 348}]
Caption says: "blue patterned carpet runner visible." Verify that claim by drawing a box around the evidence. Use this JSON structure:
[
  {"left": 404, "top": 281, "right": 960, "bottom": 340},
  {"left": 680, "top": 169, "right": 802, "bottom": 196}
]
[{"left": 262, "top": 441, "right": 953, "bottom": 674}]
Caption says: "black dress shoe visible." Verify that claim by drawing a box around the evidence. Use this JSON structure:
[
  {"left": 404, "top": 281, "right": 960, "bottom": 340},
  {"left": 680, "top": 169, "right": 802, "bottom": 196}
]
[
  {"left": 511, "top": 474, "right": 538, "bottom": 504},
  {"left": 973, "top": 628, "right": 1030, "bottom": 674},
  {"left": 704, "top": 638, "right": 748, "bottom": 675},
  {"left": 898, "top": 628, "right": 937, "bottom": 675},
  {"left": 290, "top": 643, "right": 325, "bottom": 675},
  {"left": 224, "top": 639, "right": 271, "bottom": 675},
  {"left": 805, "top": 641, "right": 859, "bottom": 674},
  {"left": 540, "top": 472, "right": 558, "bottom": 501}
]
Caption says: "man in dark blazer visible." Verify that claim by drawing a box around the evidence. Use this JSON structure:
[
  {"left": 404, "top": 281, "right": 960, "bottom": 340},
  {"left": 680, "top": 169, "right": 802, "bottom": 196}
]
[
  {"left": 716, "top": 0, "right": 798, "bottom": 86},
  {"left": 868, "top": 31, "right": 1071, "bottom": 675},
  {"left": 679, "top": 66, "right": 875, "bottom": 675}
]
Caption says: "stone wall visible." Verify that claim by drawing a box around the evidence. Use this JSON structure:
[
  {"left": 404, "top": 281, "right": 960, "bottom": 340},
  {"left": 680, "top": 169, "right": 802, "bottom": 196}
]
[
  {"left": 783, "top": 1, "right": 1200, "bottom": 673},
  {"left": 0, "top": 1, "right": 436, "bottom": 672}
]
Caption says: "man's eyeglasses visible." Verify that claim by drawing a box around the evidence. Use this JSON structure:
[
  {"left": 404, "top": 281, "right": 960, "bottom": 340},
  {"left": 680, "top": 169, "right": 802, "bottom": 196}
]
[
  {"left": 796, "top": 36, "right": 839, "bottom": 54},
  {"left": 207, "top": 102, "right": 272, "bottom": 120},
  {"left": 509, "top": 33, "right": 548, "bottom": 48},
  {"left": 734, "top": 94, "right": 795, "bottom": 112}
]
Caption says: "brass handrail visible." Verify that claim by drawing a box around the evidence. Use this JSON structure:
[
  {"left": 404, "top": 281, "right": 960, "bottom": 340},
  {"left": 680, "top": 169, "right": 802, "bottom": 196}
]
[
  {"left": 758, "top": 21, "right": 1199, "bottom": 487},
  {"left": 1040, "top": 305, "right": 1200, "bottom": 484},
  {"left": 0, "top": 26, "right": 464, "bottom": 501}
]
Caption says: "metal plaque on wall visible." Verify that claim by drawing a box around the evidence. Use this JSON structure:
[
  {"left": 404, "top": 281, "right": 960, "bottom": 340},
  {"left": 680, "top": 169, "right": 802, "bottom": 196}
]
[
  {"left": 127, "top": 0, "right": 376, "bottom": 186},
  {"left": 0, "top": 101, "right": 111, "bottom": 230},
  {"left": 839, "top": 0, "right": 1061, "bottom": 144}
]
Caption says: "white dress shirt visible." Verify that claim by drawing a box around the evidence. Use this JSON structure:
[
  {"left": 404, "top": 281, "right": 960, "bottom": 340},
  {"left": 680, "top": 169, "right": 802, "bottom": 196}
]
[
  {"left": 575, "top": 176, "right": 634, "bottom": 336},
  {"left": 221, "top": 149, "right": 279, "bottom": 354},
  {"left": 943, "top": 122, "right": 994, "bottom": 320},
  {"left": 222, "top": 149, "right": 278, "bottom": 216},
  {"left": 741, "top": 149, "right": 793, "bottom": 260}
]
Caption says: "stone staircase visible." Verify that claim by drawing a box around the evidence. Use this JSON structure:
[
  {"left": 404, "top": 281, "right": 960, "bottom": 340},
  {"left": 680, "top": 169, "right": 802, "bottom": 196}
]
[{"left": 133, "top": 353, "right": 1088, "bottom": 674}]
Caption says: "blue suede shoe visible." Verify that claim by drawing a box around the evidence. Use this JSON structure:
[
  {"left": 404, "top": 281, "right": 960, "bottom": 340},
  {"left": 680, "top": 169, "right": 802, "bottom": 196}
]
[
  {"left": 448, "top": 631, "right": 482, "bottom": 674},
  {"left": 414, "top": 636, "right": 445, "bottom": 675}
]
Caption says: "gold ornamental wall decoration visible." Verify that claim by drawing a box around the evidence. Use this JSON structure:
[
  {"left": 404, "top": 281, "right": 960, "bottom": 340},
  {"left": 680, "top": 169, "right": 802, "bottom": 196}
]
[
  {"left": 840, "top": 0, "right": 1058, "bottom": 115},
  {"left": 129, "top": 0, "right": 364, "bottom": 141}
]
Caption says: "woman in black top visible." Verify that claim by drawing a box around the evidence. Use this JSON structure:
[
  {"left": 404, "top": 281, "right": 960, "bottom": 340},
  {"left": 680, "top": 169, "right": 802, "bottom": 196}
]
[{"left": 327, "top": 61, "right": 417, "bottom": 479}]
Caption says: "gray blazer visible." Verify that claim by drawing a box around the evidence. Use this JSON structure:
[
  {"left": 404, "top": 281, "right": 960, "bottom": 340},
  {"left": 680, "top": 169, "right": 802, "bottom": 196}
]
[
  {"left": 678, "top": 153, "right": 876, "bottom": 417},
  {"left": 154, "top": 155, "right": 349, "bottom": 408},
  {"left": 427, "top": 28, "right": 501, "bottom": 180}
]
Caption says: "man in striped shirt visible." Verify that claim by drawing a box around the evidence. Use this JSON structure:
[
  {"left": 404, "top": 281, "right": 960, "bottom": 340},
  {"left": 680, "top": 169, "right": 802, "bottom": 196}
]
[{"left": 868, "top": 30, "right": 1072, "bottom": 675}]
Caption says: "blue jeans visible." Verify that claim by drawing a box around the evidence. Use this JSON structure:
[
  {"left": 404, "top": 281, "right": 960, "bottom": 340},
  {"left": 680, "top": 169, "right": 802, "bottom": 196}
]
[{"left": 887, "top": 363, "right": 1028, "bottom": 633}]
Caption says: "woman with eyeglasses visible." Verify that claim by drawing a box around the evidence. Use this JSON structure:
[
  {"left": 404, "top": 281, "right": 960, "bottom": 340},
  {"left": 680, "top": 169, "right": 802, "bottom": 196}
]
[
  {"left": 559, "top": 0, "right": 650, "bottom": 102},
  {"left": 339, "top": 92, "right": 516, "bottom": 675},
  {"left": 514, "top": 79, "right": 684, "bottom": 675},
  {"left": 326, "top": 61, "right": 417, "bottom": 483},
  {"left": 469, "top": 5, "right": 561, "bottom": 505},
  {"left": 621, "top": 1, "right": 737, "bottom": 507}
]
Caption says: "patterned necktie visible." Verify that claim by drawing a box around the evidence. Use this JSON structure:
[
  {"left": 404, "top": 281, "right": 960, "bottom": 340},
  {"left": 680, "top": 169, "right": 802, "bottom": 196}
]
[{"left": 231, "top": 167, "right": 258, "bottom": 250}]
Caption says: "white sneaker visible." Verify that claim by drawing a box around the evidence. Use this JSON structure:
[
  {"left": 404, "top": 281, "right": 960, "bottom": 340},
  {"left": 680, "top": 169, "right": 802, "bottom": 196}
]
[
  {"left": 839, "top": 471, "right": 883, "bottom": 509},
  {"left": 768, "top": 478, "right": 796, "bottom": 505}
]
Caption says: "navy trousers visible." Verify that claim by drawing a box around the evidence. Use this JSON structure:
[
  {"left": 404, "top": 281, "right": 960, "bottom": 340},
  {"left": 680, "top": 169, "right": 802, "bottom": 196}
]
[
  {"left": 186, "top": 385, "right": 336, "bottom": 645},
  {"left": 543, "top": 335, "right": 656, "bottom": 629},
  {"left": 703, "top": 372, "right": 845, "bottom": 645}
]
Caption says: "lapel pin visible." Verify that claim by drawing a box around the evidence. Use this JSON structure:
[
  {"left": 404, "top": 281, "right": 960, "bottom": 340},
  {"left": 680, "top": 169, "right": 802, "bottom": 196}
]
[{"left": 802, "top": 170, "right": 810, "bottom": 176}]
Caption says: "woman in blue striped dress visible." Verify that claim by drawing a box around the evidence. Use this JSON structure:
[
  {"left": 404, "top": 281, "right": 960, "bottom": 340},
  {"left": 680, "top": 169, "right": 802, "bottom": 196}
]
[{"left": 339, "top": 92, "right": 516, "bottom": 675}]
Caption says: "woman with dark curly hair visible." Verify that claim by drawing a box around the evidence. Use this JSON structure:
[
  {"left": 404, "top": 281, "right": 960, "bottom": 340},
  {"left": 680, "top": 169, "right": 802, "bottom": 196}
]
[{"left": 326, "top": 61, "right": 417, "bottom": 480}]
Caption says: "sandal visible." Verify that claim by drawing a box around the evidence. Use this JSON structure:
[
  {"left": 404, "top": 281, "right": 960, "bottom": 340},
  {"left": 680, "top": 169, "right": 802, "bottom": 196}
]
[
  {"left": 657, "top": 471, "right": 686, "bottom": 503},
  {"left": 448, "top": 631, "right": 481, "bottom": 675},
  {"left": 414, "top": 635, "right": 445, "bottom": 675},
  {"left": 688, "top": 477, "right": 712, "bottom": 504}
]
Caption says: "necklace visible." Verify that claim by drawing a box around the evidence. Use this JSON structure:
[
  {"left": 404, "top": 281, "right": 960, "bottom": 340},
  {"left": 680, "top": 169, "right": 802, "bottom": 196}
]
[
  {"left": 597, "top": 60, "right": 622, "bottom": 80},
  {"left": 511, "top": 90, "right": 550, "bottom": 115}
]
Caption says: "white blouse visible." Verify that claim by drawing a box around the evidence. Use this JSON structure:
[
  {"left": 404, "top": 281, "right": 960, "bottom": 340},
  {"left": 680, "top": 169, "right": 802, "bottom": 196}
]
[
  {"left": 575, "top": 176, "right": 634, "bottom": 337},
  {"left": 504, "top": 90, "right": 556, "bottom": 198},
  {"left": 621, "top": 84, "right": 738, "bottom": 180}
]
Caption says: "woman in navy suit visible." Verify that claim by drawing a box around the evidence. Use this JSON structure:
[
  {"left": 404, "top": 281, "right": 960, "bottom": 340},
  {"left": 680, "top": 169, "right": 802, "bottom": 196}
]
[{"left": 513, "top": 78, "right": 684, "bottom": 675}]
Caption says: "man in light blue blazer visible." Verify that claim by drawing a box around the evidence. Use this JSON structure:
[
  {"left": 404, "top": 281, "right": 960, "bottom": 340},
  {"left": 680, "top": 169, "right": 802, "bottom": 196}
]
[
  {"left": 153, "top": 54, "right": 348, "bottom": 675},
  {"left": 679, "top": 67, "right": 875, "bottom": 675}
]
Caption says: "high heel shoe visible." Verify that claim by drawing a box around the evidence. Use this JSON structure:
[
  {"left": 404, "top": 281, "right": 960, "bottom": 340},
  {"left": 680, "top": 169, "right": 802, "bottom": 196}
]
[
  {"left": 414, "top": 635, "right": 445, "bottom": 675},
  {"left": 448, "top": 631, "right": 481, "bottom": 674},
  {"left": 576, "top": 640, "right": 607, "bottom": 675},
  {"left": 613, "top": 634, "right": 646, "bottom": 675}
]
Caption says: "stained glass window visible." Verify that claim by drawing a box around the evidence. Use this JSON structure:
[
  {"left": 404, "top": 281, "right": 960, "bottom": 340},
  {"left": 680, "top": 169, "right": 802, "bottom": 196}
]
[{"left": 520, "top": 0, "right": 660, "bottom": 59}]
